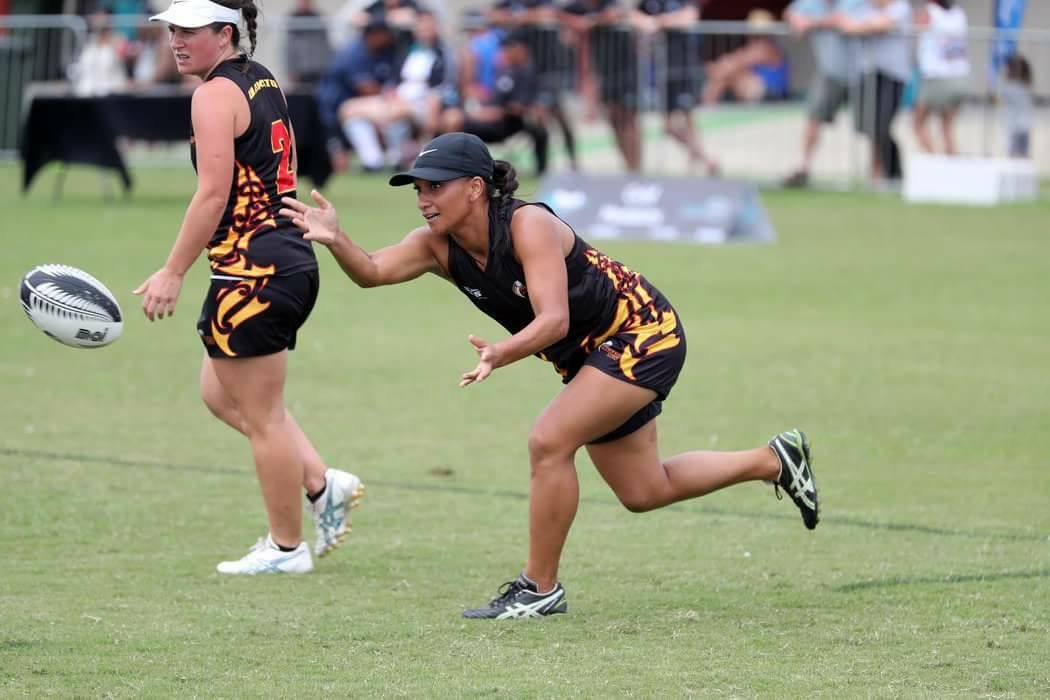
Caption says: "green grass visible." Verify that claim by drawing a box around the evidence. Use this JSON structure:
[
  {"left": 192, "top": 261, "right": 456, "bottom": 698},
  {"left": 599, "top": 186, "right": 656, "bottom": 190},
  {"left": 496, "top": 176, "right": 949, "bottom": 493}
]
[{"left": 2, "top": 163, "right": 1049, "bottom": 697}]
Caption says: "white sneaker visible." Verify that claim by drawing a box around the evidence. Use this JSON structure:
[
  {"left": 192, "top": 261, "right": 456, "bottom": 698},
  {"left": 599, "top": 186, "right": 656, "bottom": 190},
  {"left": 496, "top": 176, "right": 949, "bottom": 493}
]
[
  {"left": 216, "top": 534, "right": 314, "bottom": 575},
  {"left": 308, "top": 468, "right": 365, "bottom": 558}
]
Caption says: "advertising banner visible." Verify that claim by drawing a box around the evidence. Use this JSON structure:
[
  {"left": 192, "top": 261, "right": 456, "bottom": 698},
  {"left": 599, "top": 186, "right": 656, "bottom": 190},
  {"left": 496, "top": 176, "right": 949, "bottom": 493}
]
[{"left": 536, "top": 174, "right": 776, "bottom": 245}]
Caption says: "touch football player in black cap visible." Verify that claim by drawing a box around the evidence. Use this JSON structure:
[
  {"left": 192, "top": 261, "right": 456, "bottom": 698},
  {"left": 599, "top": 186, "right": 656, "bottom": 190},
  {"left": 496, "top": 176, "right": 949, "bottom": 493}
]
[{"left": 280, "top": 132, "right": 819, "bottom": 619}]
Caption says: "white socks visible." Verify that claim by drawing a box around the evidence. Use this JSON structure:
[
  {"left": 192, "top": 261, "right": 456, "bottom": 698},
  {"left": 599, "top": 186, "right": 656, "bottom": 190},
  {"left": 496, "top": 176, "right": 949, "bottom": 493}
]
[{"left": 342, "top": 118, "right": 384, "bottom": 170}]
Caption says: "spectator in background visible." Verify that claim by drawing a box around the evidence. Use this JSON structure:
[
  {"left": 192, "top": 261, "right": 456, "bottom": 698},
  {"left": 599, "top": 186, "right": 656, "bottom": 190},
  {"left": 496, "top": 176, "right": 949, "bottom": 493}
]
[
  {"left": 834, "top": 0, "right": 912, "bottom": 183},
  {"left": 702, "top": 9, "right": 787, "bottom": 106},
  {"left": 913, "top": 0, "right": 969, "bottom": 155},
  {"left": 286, "top": 0, "right": 333, "bottom": 89},
  {"left": 130, "top": 20, "right": 182, "bottom": 86},
  {"left": 488, "top": 0, "right": 579, "bottom": 171},
  {"left": 782, "top": 0, "right": 865, "bottom": 188},
  {"left": 71, "top": 10, "right": 128, "bottom": 96},
  {"left": 442, "top": 28, "right": 549, "bottom": 175},
  {"left": 333, "top": 0, "right": 420, "bottom": 53},
  {"left": 102, "top": 0, "right": 148, "bottom": 42},
  {"left": 560, "top": 0, "right": 641, "bottom": 171},
  {"left": 458, "top": 9, "right": 503, "bottom": 106},
  {"left": 316, "top": 18, "right": 402, "bottom": 172},
  {"left": 337, "top": 10, "right": 453, "bottom": 167},
  {"left": 633, "top": 0, "right": 720, "bottom": 175},
  {"left": 1000, "top": 54, "right": 1032, "bottom": 158}
]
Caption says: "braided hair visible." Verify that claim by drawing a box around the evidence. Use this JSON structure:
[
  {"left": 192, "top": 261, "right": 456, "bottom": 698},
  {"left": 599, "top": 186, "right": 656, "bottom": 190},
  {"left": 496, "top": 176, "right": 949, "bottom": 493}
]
[
  {"left": 485, "top": 160, "right": 520, "bottom": 264},
  {"left": 211, "top": 0, "right": 259, "bottom": 58}
]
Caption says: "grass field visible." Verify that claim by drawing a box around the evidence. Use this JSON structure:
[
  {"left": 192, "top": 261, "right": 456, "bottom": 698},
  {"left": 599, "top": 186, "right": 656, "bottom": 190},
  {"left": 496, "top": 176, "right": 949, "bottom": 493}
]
[{"left": 2, "top": 163, "right": 1048, "bottom": 697}]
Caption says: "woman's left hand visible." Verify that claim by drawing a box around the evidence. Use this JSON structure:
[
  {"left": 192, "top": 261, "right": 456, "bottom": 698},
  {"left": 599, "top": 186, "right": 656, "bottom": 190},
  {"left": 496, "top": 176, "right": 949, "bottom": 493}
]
[
  {"left": 460, "top": 335, "right": 501, "bottom": 387},
  {"left": 133, "top": 267, "right": 184, "bottom": 321}
]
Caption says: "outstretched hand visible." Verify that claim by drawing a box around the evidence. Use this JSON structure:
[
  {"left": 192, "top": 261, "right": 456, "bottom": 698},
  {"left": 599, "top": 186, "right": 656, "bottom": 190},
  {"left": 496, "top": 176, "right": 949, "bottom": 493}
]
[
  {"left": 280, "top": 190, "right": 342, "bottom": 246},
  {"left": 132, "top": 267, "right": 183, "bottom": 322},
  {"left": 460, "top": 335, "right": 501, "bottom": 387}
]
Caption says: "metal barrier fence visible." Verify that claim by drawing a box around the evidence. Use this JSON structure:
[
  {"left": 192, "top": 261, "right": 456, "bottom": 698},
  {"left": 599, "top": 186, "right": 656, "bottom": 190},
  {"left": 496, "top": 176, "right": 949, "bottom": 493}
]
[
  {"left": 0, "top": 15, "right": 86, "bottom": 154},
  {"left": 3, "top": 13, "right": 1048, "bottom": 185}
]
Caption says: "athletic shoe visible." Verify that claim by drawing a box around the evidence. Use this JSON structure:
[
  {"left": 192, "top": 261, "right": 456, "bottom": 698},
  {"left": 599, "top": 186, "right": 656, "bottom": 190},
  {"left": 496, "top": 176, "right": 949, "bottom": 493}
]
[
  {"left": 462, "top": 574, "right": 568, "bottom": 619},
  {"left": 216, "top": 534, "right": 314, "bottom": 575},
  {"left": 307, "top": 469, "right": 365, "bottom": 558},
  {"left": 769, "top": 429, "right": 819, "bottom": 530}
]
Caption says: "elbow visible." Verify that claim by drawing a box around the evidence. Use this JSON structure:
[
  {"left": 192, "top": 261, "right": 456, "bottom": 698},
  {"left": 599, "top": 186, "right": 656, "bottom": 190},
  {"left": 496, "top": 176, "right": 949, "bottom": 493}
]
[
  {"left": 197, "top": 188, "right": 229, "bottom": 211},
  {"left": 550, "top": 314, "right": 570, "bottom": 342}
]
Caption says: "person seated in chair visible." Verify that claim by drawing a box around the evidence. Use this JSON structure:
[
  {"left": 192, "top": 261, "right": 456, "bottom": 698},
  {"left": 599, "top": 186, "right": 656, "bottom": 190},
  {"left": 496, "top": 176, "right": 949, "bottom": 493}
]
[{"left": 702, "top": 9, "right": 788, "bottom": 106}]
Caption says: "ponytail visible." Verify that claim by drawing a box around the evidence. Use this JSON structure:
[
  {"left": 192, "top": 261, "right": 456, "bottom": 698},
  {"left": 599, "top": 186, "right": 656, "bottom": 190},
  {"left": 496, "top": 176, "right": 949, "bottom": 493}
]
[
  {"left": 485, "top": 160, "right": 520, "bottom": 264},
  {"left": 212, "top": 0, "right": 259, "bottom": 58}
]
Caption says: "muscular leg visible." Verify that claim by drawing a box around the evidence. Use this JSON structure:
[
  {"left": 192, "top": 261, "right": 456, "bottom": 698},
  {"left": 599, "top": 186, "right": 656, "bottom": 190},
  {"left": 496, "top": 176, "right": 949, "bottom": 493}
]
[
  {"left": 201, "top": 354, "right": 326, "bottom": 494},
  {"left": 523, "top": 367, "right": 658, "bottom": 592},
  {"left": 586, "top": 422, "right": 779, "bottom": 513},
  {"left": 208, "top": 352, "right": 304, "bottom": 547}
]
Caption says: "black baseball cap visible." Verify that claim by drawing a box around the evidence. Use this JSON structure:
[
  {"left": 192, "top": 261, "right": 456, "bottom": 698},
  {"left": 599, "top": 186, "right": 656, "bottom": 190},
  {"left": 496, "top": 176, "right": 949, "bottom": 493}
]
[{"left": 389, "top": 132, "right": 494, "bottom": 186}]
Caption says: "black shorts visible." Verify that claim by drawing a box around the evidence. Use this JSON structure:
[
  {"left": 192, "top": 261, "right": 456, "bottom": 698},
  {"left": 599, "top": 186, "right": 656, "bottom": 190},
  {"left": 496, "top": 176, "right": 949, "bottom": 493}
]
[
  {"left": 197, "top": 269, "right": 319, "bottom": 358},
  {"left": 664, "top": 76, "right": 699, "bottom": 113},
  {"left": 578, "top": 297, "right": 687, "bottom": 443}
]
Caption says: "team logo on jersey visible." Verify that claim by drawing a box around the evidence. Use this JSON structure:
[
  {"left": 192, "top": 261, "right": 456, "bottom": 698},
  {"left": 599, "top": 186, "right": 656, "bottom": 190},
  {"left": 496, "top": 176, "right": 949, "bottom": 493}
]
[
  {"left": 598, "top": 339, "right": 622, "bottom": 361},
  {"left": 462, "top": 286, "right": 485, "bottom": 300},
  {"left": 512, "top": 280, "right": 528, "bottom": 299}
]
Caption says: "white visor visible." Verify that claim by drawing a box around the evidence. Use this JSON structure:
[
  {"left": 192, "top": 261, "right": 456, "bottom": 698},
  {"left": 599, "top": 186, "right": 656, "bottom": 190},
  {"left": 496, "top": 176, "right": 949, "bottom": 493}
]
[{"left": 149, "top": 0, "right": 241, "bottom": 28}]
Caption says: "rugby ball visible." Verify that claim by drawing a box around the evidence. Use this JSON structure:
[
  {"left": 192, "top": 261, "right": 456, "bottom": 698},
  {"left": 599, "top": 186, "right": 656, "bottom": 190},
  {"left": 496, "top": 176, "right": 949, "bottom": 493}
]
[{"left": 20, "top": 264, "right": 123, "bottom": 348}]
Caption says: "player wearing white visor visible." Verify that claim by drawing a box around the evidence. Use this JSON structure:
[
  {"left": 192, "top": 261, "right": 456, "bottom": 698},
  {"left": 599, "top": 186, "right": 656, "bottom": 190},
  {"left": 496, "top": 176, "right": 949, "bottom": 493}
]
[{"left": 138, "top": 0, "right": 366, "bottom": 576}]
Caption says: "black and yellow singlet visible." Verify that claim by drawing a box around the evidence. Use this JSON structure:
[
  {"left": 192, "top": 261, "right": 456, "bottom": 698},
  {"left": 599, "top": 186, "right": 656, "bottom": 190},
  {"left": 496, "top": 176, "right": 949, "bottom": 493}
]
[
  {"left": 446, "top": 199, "right": 683, "bottom": 382},
  {"left": 191, "top": 56, "right": 316, "bottom": 278}
]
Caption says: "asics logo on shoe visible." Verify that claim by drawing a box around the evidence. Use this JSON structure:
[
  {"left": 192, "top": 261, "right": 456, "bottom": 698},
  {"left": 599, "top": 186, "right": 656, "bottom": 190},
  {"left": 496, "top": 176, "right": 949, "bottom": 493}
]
[
  {"left": 317, "top": 495, "right": 345, "bottom": 543},
  {"left": 777, "top": 447, "right": 816, "bottom": 510},
  {"left": 495, "top": 590, "right": 565, "bottom": 620},
  {"left": 242, "top": 551, "right": 306, "bottom": 575}
]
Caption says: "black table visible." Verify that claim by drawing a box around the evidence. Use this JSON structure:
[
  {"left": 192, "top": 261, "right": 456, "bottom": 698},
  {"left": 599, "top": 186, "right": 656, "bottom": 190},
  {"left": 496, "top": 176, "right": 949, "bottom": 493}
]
[{"left": 20, "top": 90, "right": 332, "bottom": 193}]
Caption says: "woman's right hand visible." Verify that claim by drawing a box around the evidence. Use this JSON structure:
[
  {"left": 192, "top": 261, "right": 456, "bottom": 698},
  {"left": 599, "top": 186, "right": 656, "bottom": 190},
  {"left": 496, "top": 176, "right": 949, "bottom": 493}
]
[{"left": 280, "top": 190, "right": 343, "bottom": 246}]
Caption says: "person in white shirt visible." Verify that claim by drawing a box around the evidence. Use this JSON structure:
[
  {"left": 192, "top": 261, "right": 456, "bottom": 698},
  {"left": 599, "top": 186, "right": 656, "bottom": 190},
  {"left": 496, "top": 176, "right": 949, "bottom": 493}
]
[
  {"left": 913, "top": 0, "right": 970, "bottom": 154},
  {"left": 71, "top": 11, "right": 128, "bottom": 97}
]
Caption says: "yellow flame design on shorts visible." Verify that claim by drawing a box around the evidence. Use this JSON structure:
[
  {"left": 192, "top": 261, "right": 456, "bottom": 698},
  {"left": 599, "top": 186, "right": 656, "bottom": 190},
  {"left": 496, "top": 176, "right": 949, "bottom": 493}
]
[{"left": 210, "top": 277, "right": 271, "bottom": 357}]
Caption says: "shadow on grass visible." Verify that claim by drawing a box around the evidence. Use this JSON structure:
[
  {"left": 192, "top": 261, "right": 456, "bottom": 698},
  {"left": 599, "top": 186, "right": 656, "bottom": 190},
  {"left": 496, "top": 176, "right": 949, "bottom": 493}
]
[
  {"left": 3, "top": 446, "right": 1049, "bottom": 544},
  {"left": 833, "top": 568, "right": 1050, "bottom": 593}
]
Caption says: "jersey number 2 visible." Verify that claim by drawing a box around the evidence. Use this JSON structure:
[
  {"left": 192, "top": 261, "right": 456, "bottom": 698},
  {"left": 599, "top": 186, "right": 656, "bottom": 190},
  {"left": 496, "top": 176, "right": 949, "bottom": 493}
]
[{"left": 270, "top": 120, "right": 296, "bottom": 194}]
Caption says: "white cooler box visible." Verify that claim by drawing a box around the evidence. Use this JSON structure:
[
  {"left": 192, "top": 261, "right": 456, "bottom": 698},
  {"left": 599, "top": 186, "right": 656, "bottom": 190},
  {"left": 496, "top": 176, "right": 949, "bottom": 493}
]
[{"left": 904, "top": 154, "right": 1038, "bottom": 206}]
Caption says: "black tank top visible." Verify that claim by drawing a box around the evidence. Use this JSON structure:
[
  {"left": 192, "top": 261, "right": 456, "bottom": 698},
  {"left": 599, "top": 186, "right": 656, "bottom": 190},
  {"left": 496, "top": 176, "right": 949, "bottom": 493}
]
[
  {"left": 191, "top": 56, "right": 316, "bottom": 278},
  {"left": 446, "top": 200, "right": 673, "bottom": 378}
]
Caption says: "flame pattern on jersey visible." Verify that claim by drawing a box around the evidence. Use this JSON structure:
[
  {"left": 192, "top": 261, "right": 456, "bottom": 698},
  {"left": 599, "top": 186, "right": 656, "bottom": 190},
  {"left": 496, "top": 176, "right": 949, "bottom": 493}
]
[
  {"left": 210, "top": 277, "right": 272, "bottom": 356},
  {"left": 579, "top": 247, "right": 682, "bottom": 380},
  {"left": 209, "top": 162, "right": 278, "bottom": 278}
]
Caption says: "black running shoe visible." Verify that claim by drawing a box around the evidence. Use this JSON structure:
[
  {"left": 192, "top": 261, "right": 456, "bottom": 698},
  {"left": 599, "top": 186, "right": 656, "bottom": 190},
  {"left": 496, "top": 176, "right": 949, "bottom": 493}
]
[
  {"left": 463, "top": 575, "right": 568, "bottom": 619},
  {"left": 769, "top": 429, "right": 819, "bottom": 530}
]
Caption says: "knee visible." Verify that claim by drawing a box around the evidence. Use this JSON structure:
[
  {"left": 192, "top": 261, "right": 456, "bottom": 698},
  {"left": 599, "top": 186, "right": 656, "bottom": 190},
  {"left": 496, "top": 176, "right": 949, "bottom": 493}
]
[
  {"left": 527, "top": 427, "right": 573, "bottom": 472},
  {"left": 200, "top": 383, "right": 230, "bottom": 420},
  {"left": 617, "top": 491, "right": 661, "bottom": 514}
]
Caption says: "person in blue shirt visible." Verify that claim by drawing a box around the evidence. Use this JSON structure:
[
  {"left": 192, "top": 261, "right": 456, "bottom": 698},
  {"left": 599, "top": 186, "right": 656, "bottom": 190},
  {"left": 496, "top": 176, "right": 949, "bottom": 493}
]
[{"left": 316, "top": 18, "right": 402, "bottom": 172}]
